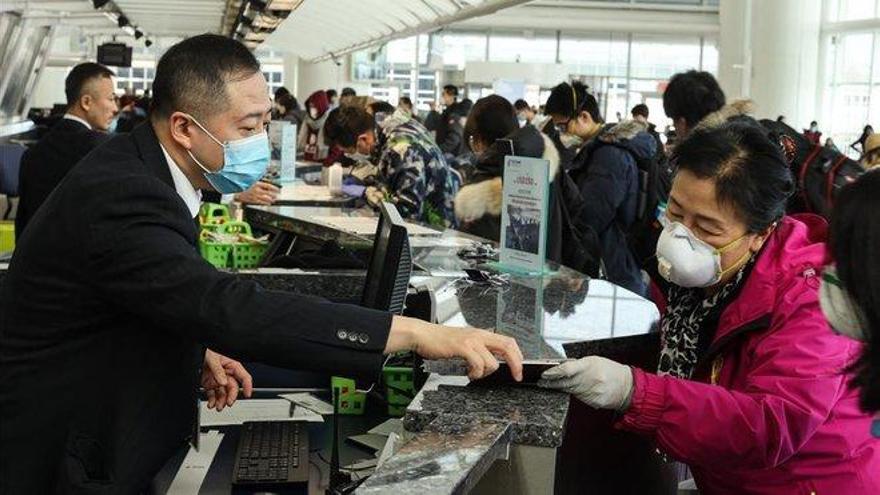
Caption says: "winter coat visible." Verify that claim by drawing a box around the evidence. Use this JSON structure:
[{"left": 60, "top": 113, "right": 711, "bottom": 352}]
[
  {"left": 570, "top": 119, "right": 656, "bottom": 295},
  {"left": 618, "top": 215, "right": 880, "bottom": 494},
  {"left": 435, "top": 100, "right": 467, "bottom": 157},
  {"left": 454, "top": 125, "right": 600, "bottom": 276},
  {"left": 298, "top": 91, "right": 330, "bottom": 161},
  {"left": 373, "top": 117, "right": 459, "bottom": 227}
]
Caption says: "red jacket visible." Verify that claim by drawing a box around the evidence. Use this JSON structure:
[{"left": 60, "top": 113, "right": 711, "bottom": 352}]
[{"left": 619, "top": 215, "right": 879, "bottom": 494}]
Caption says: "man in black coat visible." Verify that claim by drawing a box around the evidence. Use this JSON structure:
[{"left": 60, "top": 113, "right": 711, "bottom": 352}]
[
  {"left": 435, "top": 85, "right": 467, "bottom": 157},
  {"left": 0, "top": 34, "right": 522, "bottom": 494},
  {"left": 15, "top": 62, "right": 118, "bottom": 237}
]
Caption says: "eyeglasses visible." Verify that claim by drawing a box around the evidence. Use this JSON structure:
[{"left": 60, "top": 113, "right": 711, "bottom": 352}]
[{"left": 555, "top": 120, "right": 571, "bottom": 136}]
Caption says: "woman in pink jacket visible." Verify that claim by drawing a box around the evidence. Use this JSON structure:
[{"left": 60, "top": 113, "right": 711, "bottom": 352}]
[{"left": 541, "top": 122, "right": 879, "bottom": 494}]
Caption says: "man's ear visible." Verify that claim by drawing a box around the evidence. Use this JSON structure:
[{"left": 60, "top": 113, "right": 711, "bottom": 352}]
[
  {"left": 168, "top": 112, "right": 196, "bottom": 150},
  {"left": 79, "top": 94, "right": 93, "bottom": 112}
]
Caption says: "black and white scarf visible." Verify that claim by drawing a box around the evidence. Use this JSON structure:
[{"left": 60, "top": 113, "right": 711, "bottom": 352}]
[{"left": 657, "top": 260, "right": 754, "bottom": 379}]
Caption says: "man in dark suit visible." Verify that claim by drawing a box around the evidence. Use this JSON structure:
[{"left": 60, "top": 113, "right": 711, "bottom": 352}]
[
  {"left": 15, "top": 62, "right": 118, "bottom": 237},
  {"left": 0, "top": 34, "right": 523, "bottom": 493}
]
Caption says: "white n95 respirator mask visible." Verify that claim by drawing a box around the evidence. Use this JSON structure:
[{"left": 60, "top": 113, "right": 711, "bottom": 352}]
[{"left": 655, "top": 221, "right": 750, "bottom": 288}]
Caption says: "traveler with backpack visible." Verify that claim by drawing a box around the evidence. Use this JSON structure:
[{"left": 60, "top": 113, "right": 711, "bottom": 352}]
[
  {"left": 454, "top": 95, "right": 601, "bottom": 276},
  {"left": 545, "top": 82, "right": 656, "bottom": 295},
  {"left": 663, "top": 70, "right": 863, "bottom": 220}
]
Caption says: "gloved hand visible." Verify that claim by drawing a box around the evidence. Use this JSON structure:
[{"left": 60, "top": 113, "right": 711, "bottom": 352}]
[{"left": 537, "top": 356, "right": 634, "bottom": 411}]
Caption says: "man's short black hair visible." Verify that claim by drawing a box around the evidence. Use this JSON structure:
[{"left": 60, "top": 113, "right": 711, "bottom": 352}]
[
  {"left": 326, "top": 89, "right": 338, "bottom": 100},
  {"left": 672, "top": 122, "right": 794, "bottom": 234},
  {"left": 65, "top": 62, "right": 115, "bottom": 107},
  {"left": 399, "top": 96, "right": 413, "bottom": 108},
  {"left": 663, "top": 70, "right": 725, "bottom": 128},
  {"left": 514, "top": 99, "right": 530, "bottom": 112},
  {"left": 442, "top": 85, "right": 459, "bottom": 98},
  {"left": 151, "top": 33, "right": 262, "bottom": 119},
  {"left": 545, "top": 81, "right": 602, "bottom": 123},
  {"left": 340, "top": 87, "right": 356, "bottom": 97},
  {"left": 323, "top": 106, "right": 374, "bottom": 148},
  {"left": 631, "top": 103, "right": 649, "bottom": 119},
  {"left": 369, "top": 100, "right": 395, "bottom": 115},
  {"left": 274, "top": 86, "right": 291, "bottom": 100}
]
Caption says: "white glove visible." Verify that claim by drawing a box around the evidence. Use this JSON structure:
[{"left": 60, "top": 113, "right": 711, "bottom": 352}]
[{"left": 538, "top": 356, "right": 634, "bottom": 411}]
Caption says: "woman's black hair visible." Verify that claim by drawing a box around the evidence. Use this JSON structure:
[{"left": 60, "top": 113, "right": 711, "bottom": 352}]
[
  {"left": 545, "top": 81, "right": 601, "bottom": 123},
  {"left": 671, "top": 122, "right": 794, "bottom": 234},
  {"left": 829, "top": 170, "right": 880, "bottom": 413},
  {"left": 399, "top": 96, "right": 413, "bottom": 108},
  {"left": 464, "top": 95, "right": 518, "bottom": 150},
  {"left": 662, "top": 70, "right": 726, "bottom": 128}
]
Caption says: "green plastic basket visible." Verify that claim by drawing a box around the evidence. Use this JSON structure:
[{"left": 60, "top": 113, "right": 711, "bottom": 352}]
[
  {"left": 199, "top": 203, "right": 231, "bottom": 226},
  {"left": 0, "top": 221, "right": 14, "bottom": 253},
  {"left": 330, "top": 377, "right": 366, "bottom": 415},
  {"left": 198, "top": 221, "right": 267, "bottom": 269},
  {"left": 383, "top": 366, "right": 414, "bottom": 417}
]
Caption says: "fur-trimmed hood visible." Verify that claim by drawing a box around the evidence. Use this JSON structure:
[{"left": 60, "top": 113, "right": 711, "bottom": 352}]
[
  {"left": 454, "top": 129, "right": 560, "bottom": 223},
  {"left": 692, "top": 99, "right": 755, "bottom": 133}
]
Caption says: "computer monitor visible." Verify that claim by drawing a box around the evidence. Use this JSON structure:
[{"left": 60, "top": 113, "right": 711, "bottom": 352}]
[{"left": 360, "top": 202, "right": 412, "bottom": 314}]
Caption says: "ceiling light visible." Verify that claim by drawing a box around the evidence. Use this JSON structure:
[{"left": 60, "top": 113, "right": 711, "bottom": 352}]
[
  {"left": 92, "top": 0, "right": 111, "bottom": 8},
  {"left": 134, "top": 29, "right": 143, "bottom": 39},
  {"left": 117, "top": 15, "right": 129, "bottom": 28},
  {"left": 145, "top": 39, "right": 153, "bottom": 47}
]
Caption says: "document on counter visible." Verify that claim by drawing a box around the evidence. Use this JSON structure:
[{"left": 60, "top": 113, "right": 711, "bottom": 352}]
[
  {"left": 280, "top": 392, "right": 335, "bottom": 415},
  {"left": 166, "top": 430, "right": 223, "bottom": 495},
  {"left": 199, "top": 398, "right": 322, "bottom": 426},
  {"left": 313, "top": 216, "right": 442, "bottom": 236},
  {"left": 279, "top": 183, "right": 336, "bottom": 202}
]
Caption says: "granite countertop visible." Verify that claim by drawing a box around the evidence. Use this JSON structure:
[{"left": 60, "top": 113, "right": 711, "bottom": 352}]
[{"left": 357, "top": 417, "right": 512, "bottom": 495}]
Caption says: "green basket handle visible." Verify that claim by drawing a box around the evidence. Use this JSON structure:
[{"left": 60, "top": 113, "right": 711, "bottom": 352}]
[
  {"left": 199, "top": 203, "right": 231, "bottom": 225},
  {"left": 220, "top": 221, "right": 253, "bottom": 237}
]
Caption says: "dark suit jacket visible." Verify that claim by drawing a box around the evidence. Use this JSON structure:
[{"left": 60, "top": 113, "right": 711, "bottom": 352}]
[
  {"left": 15, "top": 118, "right": 108, "bottom": 237},
  {"left": 0, "top": 124, "right": 392, "bottom": 494}
]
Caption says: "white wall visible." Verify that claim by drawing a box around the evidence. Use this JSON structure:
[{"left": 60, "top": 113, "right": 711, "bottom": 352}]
[
  {"left": 31, "top": 66, "right": 70, "bottom": 109},
  {"left": 718, "top": 0, "right": 823, "bottom": 128}
]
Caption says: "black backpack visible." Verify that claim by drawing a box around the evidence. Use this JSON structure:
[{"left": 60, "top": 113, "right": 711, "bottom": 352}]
[
  {"left": 759, "top": 119, "right": 864, "bottom": 219},
  {"left": 590, "top": 136, "right": 672, "bottom": 268},
  {"left": 550, "top": 171, "right": 602, "bottom": 277}
]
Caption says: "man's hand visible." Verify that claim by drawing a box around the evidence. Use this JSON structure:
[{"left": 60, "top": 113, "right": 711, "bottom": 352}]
[
  {"left": 202, "top": 349, "right": 253, "bottom": 411},
  {"left": 537, "top": 356, "right": 634, "bottom": 411},
  {"left": 385, "top": 315, "right": 523, "bottom": 382},
  {"left": 234, "top": 181, "right": 280, "bottom": 205}
]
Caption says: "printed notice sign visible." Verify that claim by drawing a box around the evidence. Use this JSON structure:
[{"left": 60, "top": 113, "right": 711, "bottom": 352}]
[
  {"left": 499, "top": 155, "right": 550, "bottom": 274},
  {"left": 267, "top": 121, "right": 296, "bottom": 185}
]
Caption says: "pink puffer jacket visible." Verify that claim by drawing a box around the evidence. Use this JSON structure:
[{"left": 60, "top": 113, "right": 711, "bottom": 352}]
[{"left": 618, "top": 215, "right": 880, "bottom": 494}]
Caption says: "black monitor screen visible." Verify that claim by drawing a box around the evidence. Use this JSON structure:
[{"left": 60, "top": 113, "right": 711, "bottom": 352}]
[
  {"left": 97, "top": 43, "right": 132, "bottom": 67},
  {"left": 361, "top": 202, "right": 412, "bottom": 314}
]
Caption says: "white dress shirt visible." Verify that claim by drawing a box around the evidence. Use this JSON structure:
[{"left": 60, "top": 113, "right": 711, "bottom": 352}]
[
  {"left": 62, "top": 113, "right": 92, "bottom": 130},
  {"left": 159, "top": 144, "right": 202, "bottom": 218}
]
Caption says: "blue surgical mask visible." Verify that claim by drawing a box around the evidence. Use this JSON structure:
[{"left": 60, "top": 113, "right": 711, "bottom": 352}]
[
  {"left": 185, "top": 114, "right": 270, "bottom": 194},
  {"left": 107, "top": 116, "right": 119, "bottom": 133}
]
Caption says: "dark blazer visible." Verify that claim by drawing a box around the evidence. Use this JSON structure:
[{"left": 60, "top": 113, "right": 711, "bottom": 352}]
[
  {"left": 15, "top": 118, "right": 109, "bottom": 237},
  {"left": 0, "top": 124, "right": 392, "bottom": 494}
]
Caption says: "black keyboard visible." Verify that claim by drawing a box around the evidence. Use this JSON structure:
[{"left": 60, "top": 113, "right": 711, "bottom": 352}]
[{"left": 232, "top": 421, "right": 310, "bottom": 489}]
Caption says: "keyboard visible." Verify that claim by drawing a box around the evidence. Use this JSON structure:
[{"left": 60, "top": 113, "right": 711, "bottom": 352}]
[{"left": 232, "top": 421, "right": 310, "bottom": 489}]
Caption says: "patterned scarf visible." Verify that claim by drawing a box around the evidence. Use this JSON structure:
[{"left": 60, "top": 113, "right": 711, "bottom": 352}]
[{"left": 657, "top": 259, "right": 754, "bottom": 379}]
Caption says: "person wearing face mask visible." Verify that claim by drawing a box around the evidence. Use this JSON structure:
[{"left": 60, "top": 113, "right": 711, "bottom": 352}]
[
  {"left": 513, "top": 99, "right": 535, "bottom": 128},
  {"left": 15, "top": 62, "right": 118, "bottom": 238},
  {"left": 545, "top": 81, "right": 656, "bottom": 295},
  {"left": 0, "top": 35, "right": 525, "bottom": 494},
  {"left": 540, "top": 122, "right": 880, "bottom": 494},
  {"left": 324, "top": 105, "right": 459, "bottom": 227},
  {"left": 297, "top": 90, "right": 331, "bottom": 161},
  {"left": 803, "top": 120, "right": 822, "bottom": 145},
  {"left": 824, "top": 170, "right": 880, "bottom": 439},
  {"left": 454, "top": 95, "right": 600, "bottom": 276}
]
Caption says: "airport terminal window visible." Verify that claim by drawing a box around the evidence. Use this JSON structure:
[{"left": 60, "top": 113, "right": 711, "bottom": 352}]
[
  {"left": 437, "top": 32, "right": 487, "bottom": 69},
  {"left": 488, "top": 32, "right": 557, "bottom": 64},
  {"left": 827, "top": 0, "right": 880, "bottom": 21},
  {"left": 821, "top": 28, "right": 880, "bottom": 156}
]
